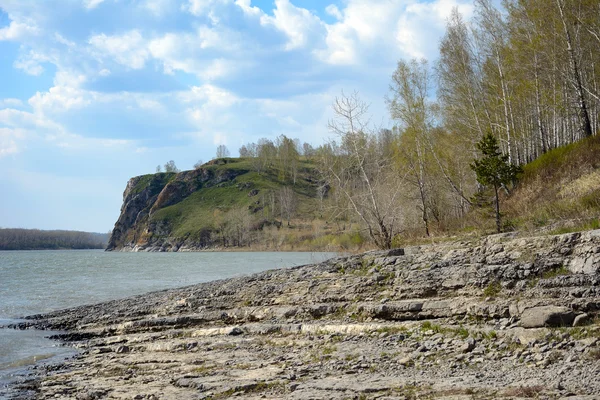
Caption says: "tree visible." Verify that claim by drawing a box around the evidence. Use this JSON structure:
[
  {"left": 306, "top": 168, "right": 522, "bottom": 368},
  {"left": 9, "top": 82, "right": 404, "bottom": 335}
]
[
  {"left": 470, "top": 133, "right": 521, "bottom": 233},
  {"left": 164, "top": 160, "right": 179, "bottom": 173},
  {"left": 278, "top": 186, "right": 297, "bottom": 226},
  {"left": 239, "top": 145, "right": 250, "bottom": 157},
  {"left": 275, "top": 134, "right": 300, "bottom": 183},
  {"left": 156, "top": 165, "right": 162, "bottom": 173},
  {"left": 216, "top": 144, "right": 230, "bottom": 158},
  {"left": 320, "top": 91, "right": 405, "bottom": 249},
  {"left": 388, "top": 59, "right": 435, "bottom": 236},
  {"left": 194, "top": 160, "right": 204, "bottom": 169}
]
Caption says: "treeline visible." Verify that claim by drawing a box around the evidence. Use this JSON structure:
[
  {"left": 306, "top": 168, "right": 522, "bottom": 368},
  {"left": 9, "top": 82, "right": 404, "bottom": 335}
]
[
  {"left": 309, "top": 0, "right": 600, "bottom": 248},
  {"left": 437, "top": 0, "right": 599, "bottom": 163},
  {"left": 0, "top": 228, "right": 109, "bottom": 250}
]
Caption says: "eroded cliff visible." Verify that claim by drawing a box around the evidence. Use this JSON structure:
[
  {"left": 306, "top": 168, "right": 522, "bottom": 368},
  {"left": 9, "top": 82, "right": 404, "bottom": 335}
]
[{"left": 106, "top": 160, "right": 248, "bottom": 252}]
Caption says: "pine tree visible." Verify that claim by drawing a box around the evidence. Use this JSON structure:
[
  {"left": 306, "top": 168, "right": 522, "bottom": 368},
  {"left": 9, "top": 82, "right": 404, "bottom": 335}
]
[{"left": 471, "top": 133, "right": 522, "bottom": 233}]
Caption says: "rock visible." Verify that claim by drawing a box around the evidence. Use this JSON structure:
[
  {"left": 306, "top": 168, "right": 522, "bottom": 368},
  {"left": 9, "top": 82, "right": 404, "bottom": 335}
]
[
  {"left": 384, "top": 248, "right": 405, "bottom": 257},
  {"left": 398, "top": 357, "right": 413, "bottom": 366},
  {"left": 461, "top": 338, "right": 476, "bottom": 353},
  {"left": 520, "top": 306, "right": 575, "bottom": 328},
  {"left": 116, "top": 345, "right": 130, "bottom": 354},
  {"left": 573, "top": 313, "right": 590, "bottom": 327},
  {"left": 11, "top": 231, "right": 600, "bottom": 399},
  {"left": 91, "top": 347, "right": 112, "bottom": 355},
  {"left": 228, "top": 327, "right": 244, "bottom": 336}
]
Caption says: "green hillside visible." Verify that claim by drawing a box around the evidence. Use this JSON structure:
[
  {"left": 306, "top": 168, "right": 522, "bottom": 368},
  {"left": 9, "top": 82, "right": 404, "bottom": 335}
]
[
  {"left": 150, "top": 158, "right": 321, "bottom": 238},
  {"left": 106, "top": 157, "right": 358, "bottom": 251}
]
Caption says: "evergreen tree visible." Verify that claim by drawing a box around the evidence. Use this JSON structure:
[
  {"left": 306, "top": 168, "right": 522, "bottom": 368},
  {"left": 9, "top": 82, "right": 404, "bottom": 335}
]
[{"left": 471, "top": 133, "right": 522, "bottom": 233}]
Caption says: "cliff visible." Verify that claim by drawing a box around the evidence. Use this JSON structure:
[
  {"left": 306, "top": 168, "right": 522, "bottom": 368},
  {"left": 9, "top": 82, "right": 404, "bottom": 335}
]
[
  {"left": 106, "top": 159, "right": 320, "bottom": 252},
  {"left": 8, "top": 230, "right": 600, "bottom": 399}
]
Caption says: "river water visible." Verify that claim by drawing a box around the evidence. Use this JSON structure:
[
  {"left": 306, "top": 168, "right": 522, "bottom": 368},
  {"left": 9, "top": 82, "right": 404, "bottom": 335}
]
[{"left": 0, "top": 250, "right": 336, "bottom": 394}]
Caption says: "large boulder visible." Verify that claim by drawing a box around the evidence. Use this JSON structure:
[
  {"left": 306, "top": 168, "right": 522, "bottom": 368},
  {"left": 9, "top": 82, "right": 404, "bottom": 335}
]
[{"left": 520, "top": 305, "right": 575, "bottom": 328}]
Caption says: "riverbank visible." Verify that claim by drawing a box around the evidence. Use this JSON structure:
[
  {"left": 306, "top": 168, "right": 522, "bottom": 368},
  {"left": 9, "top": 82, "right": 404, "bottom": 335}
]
[{"left": 6, "top": 230, "right": 600, "bottom": 399}]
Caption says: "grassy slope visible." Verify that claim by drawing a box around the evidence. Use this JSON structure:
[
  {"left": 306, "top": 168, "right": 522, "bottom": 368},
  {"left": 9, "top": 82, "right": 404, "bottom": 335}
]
[
  {"left": 148, "top": 158, "right": 322, "bottom": 240},
  {"left": 502, "top": 135, "right": 600, "bottom": 233},
  {"left": 398, "top": 135, "right": 600, "bottom": 246}
]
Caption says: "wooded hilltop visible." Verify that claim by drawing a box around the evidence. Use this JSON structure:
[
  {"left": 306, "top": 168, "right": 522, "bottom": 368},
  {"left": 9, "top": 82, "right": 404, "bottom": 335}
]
[{"left": 108, "top": 0, "right": 600, "bottom": 252}]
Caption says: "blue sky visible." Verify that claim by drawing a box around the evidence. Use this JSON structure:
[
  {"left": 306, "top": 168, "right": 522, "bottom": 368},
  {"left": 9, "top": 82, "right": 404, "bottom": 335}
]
[{"left": 0, "top": 0, "right": 475, "bottom": 232}]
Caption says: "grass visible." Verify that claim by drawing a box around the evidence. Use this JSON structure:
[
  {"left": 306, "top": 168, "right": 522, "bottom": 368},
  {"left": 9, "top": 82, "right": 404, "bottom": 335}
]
[
  {"left": 541, "top": 265, "right": 571, "bottom": 279},
  {"left": 135, "top": 159, "right": 335, "bottom": 244},
  {"left": 483, "top": 281, "right": 502, "bottom": 298},
  {"left": 503, "top": 134, "right": 600, "bottom": 233},
  {"left": 420, "top": 321, "right": 470, "bottom": 339}
]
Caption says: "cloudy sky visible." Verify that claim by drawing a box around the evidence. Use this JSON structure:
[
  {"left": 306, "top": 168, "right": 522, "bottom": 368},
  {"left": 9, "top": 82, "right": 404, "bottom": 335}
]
[{"left": 0, "top": 0, "right": 475, "bottom": 233}]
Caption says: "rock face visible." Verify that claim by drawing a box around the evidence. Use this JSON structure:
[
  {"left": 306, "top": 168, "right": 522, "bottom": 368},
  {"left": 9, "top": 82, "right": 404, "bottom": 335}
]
[
  {"left": 5, "top": 230, "right": 600, "bottom": 399},
  {"left": 106, "top": 161, "right": 246, "bottom": 252}
]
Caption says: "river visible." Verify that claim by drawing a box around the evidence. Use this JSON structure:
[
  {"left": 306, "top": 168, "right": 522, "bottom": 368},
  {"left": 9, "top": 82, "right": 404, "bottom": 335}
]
[{"left": 0, "top": 250, "right": 337, "bottom": 395}]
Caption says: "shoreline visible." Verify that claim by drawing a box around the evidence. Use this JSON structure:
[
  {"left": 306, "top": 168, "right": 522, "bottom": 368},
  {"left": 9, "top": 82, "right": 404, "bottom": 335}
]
[{"left": 6, "top": 231, "right": 600, "bottom": 399}]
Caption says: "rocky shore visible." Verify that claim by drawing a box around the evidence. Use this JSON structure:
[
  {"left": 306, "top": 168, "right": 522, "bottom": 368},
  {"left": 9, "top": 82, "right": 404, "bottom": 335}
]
[{"left": 5, "top": 231, "right": 600, "bottom": 399}]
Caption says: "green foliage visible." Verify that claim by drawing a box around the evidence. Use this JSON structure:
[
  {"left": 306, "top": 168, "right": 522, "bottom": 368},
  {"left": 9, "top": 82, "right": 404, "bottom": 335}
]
[
  {"left": 483, "top": 281, "right": 502, "bottom": 298},
  {"left": 471, "top": 133, "right": 522, "bottom": 189},
  {"left": 471, "top": 133, "right": 522, "bottom": 233},
  {"left": 541, "top": 265, "right": 570, "bottom": 279}
]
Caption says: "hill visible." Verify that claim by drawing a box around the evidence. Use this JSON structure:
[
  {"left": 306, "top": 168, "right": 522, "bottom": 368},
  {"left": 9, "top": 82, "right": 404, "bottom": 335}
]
[
  {"left": 106, "top": 158, "right": 342, "bottom": 251},
  {"left": 498, "top": 135, "right": 600, "bottom": 234},
  {"left": 0, "top": 228, "right": 109, "bottom": 250}
]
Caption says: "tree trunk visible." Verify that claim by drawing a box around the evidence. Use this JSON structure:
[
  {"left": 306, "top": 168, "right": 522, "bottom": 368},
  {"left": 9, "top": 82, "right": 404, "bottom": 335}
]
[
  {"left": 494, "top": 184, "right": 501, "bottom": 233},
  {"left": 556, "top": 0, "right": 593, "bottom": 138}
]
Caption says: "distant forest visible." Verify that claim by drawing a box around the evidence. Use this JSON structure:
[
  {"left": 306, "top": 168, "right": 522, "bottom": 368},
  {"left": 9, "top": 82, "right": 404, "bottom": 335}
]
[{"left": 0, "top": 228, "right": 109, "bottom": 250}]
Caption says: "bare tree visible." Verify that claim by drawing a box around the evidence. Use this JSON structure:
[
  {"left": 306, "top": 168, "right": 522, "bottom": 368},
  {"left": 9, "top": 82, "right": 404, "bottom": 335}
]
[
  {"left": 194, "top": 160, "right": 204, "bottom": 169},
  {"left": 216, "top": 144, "right": 230, "bottom": 158},
  {"left": 320, "top": 91, "right": 405, "bottom": 249},
  {"left": 279, "top": 187, "right": 297, "bottom": 227}
]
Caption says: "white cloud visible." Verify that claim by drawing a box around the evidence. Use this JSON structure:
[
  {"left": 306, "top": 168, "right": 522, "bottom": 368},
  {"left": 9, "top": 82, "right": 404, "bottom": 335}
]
[
  {"left": 0, "top": 108, "right": 63, "bottom": 132},
  {"left": 184, "top": 0, "right": 231, "bottom": 16},
  {"left": 260, "top": 0, "right": 325, "bottom": 50},
  {"left": 148, "top": 29, "right": 244, "bottom": 79},
  {"left": 318, "top": 0, "right": 474, "bottom": 64},
  {"left": 234, "top": 0, "right": 261, "bottom": 16},
  {"left": 29, "top": 86, "right": 94, "bottom": 114},
  {"left": 325, "top": 4, "right": 343, "bottom": 20},
  {"left": 0, "top": 98, "right": 24, "bottom": 108},
  {"left": 0, "top": 127, "right": 26, "bottom": 157},
  {"left": 54, "top": 33, "right": 76, "bottom": 48},
  {"left": 0, "top": 20, "right": 39, "bottom": 41},
  {"left": 396, "top": 0, "right": 474, "bottom": 58},
  {"left": 13, "top": 50, "right": 49, "bottom": 75},
  {"left": 88, "top": 30, "right": 149, "bottom": 69},
  {"left": 179, "top": 84, "right": 239, "bottom": 107},
  {"left": 142, "top": 0, "right": 175, "bottom": 16},
  {"left": 83, "top": 0, "right": 106, "bottom": 10}
]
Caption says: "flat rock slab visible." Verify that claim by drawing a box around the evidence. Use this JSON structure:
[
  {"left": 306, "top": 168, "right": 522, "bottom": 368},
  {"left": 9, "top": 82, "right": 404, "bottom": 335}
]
[{"left": 520, "top": 305, "right": 575, "bottom": 328}]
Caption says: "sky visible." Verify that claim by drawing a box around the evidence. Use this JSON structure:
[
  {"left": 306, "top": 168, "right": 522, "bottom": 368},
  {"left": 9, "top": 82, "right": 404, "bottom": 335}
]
[{"left": 0, "top": 0, "right": 476, "bottom": 233}]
